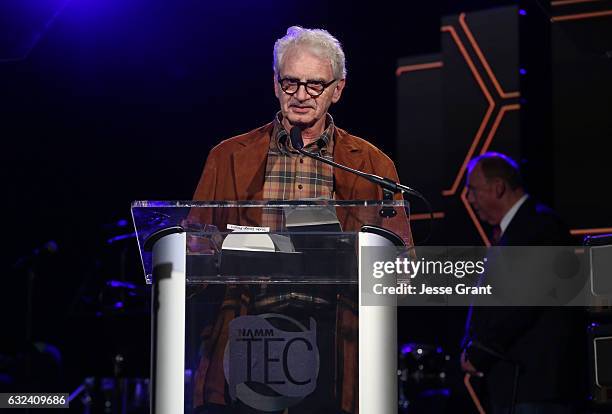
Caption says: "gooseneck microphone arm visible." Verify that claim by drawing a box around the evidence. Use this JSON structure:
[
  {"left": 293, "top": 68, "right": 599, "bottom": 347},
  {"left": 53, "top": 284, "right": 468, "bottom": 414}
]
[
  {"left": 289, "top": 126, "right": 424, "bottom": 199},
  {"left": 289, "top": 126, "right": 434, "bottom": 241}
]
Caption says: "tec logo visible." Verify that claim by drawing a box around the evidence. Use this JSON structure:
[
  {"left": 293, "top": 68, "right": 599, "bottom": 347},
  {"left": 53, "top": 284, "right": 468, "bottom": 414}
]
[{"left": 224, "top": 314, "right": 319, "bottom": 412}]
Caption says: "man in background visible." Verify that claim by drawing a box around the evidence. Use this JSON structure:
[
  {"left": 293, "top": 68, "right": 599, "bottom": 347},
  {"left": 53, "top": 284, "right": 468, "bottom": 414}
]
[{"left": 461, "top": 152, "right": 585, "bottom": 414}]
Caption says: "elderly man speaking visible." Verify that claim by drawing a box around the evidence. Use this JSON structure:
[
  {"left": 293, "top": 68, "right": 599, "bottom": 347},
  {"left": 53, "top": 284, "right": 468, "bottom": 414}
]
[
  {"left": 193, "top": 26, "right": 411, "bottom": 243},
  {"left": 190, "top": 26, "right": 412, "bottom": 414}
]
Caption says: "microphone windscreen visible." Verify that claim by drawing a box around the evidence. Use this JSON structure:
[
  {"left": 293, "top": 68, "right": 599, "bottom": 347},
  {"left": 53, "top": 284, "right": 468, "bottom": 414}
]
[{"left": 289, "top": 127, "right": 304, "bottom": 150}]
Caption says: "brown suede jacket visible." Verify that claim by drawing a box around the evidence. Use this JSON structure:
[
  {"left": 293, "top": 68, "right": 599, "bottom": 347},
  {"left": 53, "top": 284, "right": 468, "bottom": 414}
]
[
  {"left": 190, "top": 122, "right": 412, "bottom": 412},
  {"left": 192, "top": 122, "right": 412, "bottom": 244}
]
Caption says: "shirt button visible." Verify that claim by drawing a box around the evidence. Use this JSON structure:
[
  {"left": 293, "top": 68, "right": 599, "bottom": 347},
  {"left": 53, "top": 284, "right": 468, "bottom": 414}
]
[
  {"left": 298, "top": 184, "right": 303, "bottom": 190},
  {"left": 299, "top": 158, "right": 304, "bottom": 164}
]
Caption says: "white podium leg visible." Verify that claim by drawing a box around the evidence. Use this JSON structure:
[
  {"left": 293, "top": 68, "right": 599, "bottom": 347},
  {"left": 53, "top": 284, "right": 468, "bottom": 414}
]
[
  {"left": 358, "top": 231, "right": 397, "bottom": 414},
  {"left": 151, "top": 231, "right": 186, "bottom": 414}
]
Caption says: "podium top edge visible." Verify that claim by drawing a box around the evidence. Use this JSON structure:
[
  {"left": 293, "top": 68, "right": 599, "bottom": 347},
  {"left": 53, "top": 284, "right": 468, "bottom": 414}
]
[{"left": 131, "top": 200, "right": 409, "bottom": 208}]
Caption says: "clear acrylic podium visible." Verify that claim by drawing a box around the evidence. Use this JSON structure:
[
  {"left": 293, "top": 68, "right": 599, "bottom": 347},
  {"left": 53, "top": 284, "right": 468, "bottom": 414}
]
[{"left": 131, "top": 200, "right": 410, "bottom": 414}]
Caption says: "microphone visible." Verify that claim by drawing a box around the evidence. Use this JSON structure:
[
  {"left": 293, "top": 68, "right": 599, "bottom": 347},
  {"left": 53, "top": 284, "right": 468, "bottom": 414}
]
[
  {"left": 289, "top": 126, "right": 423, "bottom": 199},
  {"left": 289, "top": 127, "right": 305, "bottom": 150}
]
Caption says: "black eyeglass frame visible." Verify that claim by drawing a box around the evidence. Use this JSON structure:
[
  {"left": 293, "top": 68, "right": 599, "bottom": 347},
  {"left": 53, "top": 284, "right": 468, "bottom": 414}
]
[{"left": 277, "top": 77, "right": 337, "bottom": 97}]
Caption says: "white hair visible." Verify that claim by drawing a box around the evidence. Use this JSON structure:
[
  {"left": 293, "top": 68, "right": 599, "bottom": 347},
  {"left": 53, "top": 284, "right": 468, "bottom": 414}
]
[{"left": 273, "top": 26, "right": 347, "bottom": 79}]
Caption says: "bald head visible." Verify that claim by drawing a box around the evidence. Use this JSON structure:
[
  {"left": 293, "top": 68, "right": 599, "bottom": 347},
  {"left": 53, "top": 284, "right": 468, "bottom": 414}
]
[{"left": 467, "top": 152, "right": 523, "bottom": 190}]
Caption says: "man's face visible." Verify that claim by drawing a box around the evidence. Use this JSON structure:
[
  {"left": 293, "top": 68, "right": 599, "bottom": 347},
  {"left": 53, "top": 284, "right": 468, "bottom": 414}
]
[
  {"left": 466, "top": 164, "right": 502, "bottom": 225},
  {"left": 274, "top": 47, "right": 345, "bottom": 129}
]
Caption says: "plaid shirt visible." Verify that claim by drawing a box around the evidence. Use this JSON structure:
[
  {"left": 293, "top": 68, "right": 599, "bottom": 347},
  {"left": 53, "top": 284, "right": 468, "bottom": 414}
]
[{"left": 262, "top": 112, "right": 335, "bottom": 229}]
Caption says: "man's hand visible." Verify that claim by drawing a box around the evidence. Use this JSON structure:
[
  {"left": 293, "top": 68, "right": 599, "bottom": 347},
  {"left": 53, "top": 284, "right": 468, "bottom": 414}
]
[{"left": 461, "top": 350, "right": 484, "bottom": 377}]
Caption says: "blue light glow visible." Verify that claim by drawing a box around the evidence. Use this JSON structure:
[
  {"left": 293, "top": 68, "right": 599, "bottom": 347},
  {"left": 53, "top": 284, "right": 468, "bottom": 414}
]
[
  {"left": 419, "top": 388, "right": 450, "bottom": 398},
  {"left": 107, "top": 280, "right": 137, "bottom": 289}
]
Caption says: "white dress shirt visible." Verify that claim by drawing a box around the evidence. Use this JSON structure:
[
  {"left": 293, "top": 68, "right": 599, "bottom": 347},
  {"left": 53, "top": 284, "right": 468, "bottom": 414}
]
[{"left": 500, "top": 194, "right": 529, "bottom": 235}]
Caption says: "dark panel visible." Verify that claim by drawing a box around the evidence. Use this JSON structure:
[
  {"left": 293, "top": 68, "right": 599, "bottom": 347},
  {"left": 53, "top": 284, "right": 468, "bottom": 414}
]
[
  {"left": 397, "top": 6, "right": 521, "bottom": 246},
  {"left": 486, "top": 109, "right": 521, "bottom": 162},
  {"left": 463, "top": 7, "right": 520, "bottom": 94},
  {"left": 396, "top": 57, "right": 443, "bottom": 203},
  {"left": 552, "top": 14, "right": 612, "bottom": 230}
]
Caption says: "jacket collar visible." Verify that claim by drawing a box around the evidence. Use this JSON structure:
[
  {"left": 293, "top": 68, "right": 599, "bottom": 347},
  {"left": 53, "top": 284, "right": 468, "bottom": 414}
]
[{"left": 332, "top": 127, "right": 364, "bottom": 199}]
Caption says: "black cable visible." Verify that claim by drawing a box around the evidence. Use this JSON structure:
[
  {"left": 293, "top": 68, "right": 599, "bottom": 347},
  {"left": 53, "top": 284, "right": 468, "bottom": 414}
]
[{"left": 400, "top": 188, "right": 434, "bottom": 246}]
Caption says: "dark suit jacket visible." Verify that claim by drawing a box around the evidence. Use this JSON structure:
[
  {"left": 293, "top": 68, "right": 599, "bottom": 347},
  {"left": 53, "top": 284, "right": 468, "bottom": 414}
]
[{"left": 467, "top": 197, "right": 585, "bottom": 407}]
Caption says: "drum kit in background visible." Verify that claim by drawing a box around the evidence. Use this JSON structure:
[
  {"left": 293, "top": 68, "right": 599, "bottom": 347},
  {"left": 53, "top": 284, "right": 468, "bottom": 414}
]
[
  {"left": 62, "top": 221, "right": 152, "bottom": 413},
  {"left": 66, "top": 276, "right": 150, "bottom": 414}
]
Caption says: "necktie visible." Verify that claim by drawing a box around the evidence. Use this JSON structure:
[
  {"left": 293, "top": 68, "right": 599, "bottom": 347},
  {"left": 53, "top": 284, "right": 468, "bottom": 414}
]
[{"left": 491, "top": 224, "right": 502, "bottom": 245}]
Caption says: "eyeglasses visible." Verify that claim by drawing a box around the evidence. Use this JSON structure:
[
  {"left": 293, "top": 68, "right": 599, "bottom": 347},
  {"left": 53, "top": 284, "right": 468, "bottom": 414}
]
[{"left": 277, "top": 77, "right": 336, "bottom": 97}]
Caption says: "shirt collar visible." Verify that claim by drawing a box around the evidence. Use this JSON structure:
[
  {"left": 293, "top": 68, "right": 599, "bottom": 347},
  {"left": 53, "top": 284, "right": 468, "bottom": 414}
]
[
  {"left": 271, "top": 112, "right": 334, "bottom": 155},
  {"left": 500, "top": 194, "right": 529, "bottom": 234}
]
